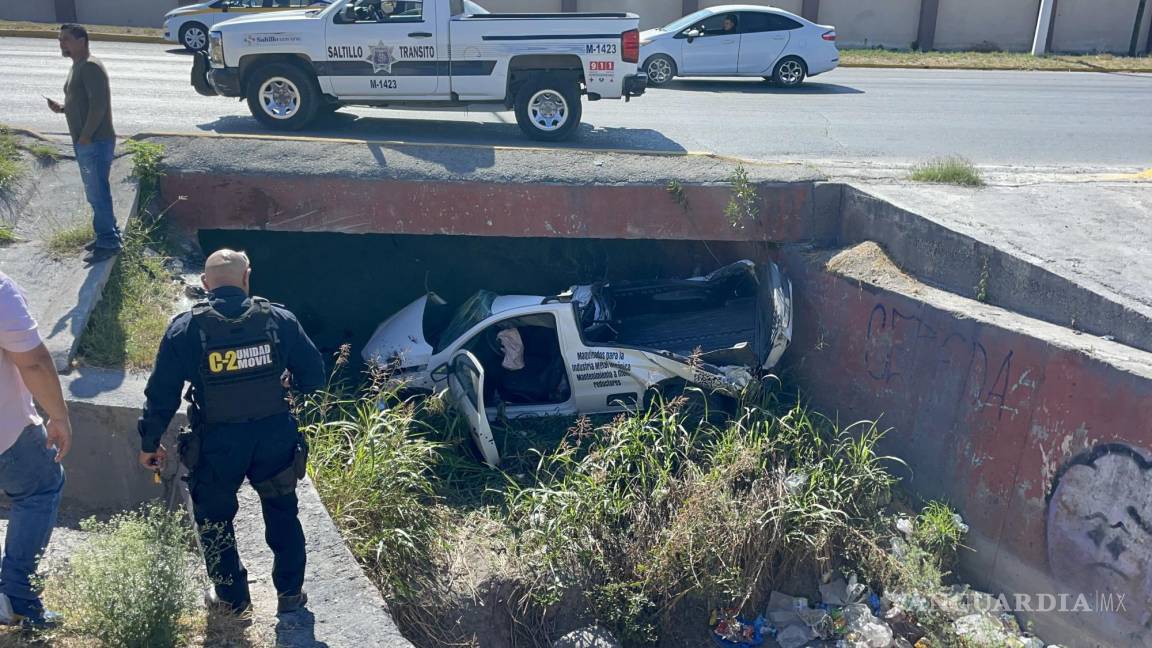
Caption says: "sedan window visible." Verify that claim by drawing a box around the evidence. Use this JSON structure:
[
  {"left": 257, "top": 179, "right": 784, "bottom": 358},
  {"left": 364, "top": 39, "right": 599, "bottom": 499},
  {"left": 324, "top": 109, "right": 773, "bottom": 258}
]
[{"left": 740, "top": 12, "right": 804, "bottom": 33}]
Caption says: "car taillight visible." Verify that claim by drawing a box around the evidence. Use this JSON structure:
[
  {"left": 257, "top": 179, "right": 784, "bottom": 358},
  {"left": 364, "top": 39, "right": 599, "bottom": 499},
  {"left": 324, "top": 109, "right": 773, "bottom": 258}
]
[
  {"left": 822, "top": 30, "right": 837, "bottom": 41},
  {"left": 622, "top": 29, "right": 639, "bottom": 63}
]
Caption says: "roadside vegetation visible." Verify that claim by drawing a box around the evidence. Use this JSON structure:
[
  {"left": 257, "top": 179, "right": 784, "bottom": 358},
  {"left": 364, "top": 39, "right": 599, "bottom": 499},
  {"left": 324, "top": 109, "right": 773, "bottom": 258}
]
[
  {"left": 40, "top": 506, "right": 203, "bottom": 648},
  {"left": 910, "top": 156, "right": 985, "bottom": 187},
  {"left": 841, "top": 47, "right": 1152, "bottom": 72},
  {"left": 0, "top": 126, "right": 24, "bottom": 192},
  {"left": 298, "top": 352, "right": 991, "bottom": 647},
  {"left": 76, "top": 140, "right": 183, "bottom": 369},
  {"left": 0, "top": 225, "right": 16, "bottom": 245},
  {"left": 46, "top": 224, "right": 95, "bottom": 257},
  {"left": 0, "top": 20, "right": 164, "bottom": 39}
]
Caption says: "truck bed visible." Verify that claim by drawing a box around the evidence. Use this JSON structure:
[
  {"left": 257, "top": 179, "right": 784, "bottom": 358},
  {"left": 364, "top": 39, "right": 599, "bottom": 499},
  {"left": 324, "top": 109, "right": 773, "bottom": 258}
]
[{"left": 613, "top": 297, "right": 756, "bottom": 358}]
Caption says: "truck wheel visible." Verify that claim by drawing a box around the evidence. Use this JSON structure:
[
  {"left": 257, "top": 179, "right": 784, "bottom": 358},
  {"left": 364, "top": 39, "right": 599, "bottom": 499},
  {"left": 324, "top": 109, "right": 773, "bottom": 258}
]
[
  {"left": 246, "top": 63, "right": 320, "bottom": 131},
  {"left": 513, "top": 78, "right": 582, "bottom": 142},
  {"left": 179, "top": 22, "right": 209, "bottom": 52}
]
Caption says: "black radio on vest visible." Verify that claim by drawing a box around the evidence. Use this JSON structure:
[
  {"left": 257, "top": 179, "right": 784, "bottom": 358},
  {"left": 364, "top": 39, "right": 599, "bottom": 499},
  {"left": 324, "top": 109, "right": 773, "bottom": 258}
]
[{"left": 193, "top": 296, "right": 288, "bottom": 425}]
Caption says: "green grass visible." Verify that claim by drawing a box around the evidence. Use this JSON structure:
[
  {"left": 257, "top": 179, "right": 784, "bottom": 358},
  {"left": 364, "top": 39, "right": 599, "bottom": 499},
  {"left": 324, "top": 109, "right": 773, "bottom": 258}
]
[
  {"left": 43, "top": 505, "right": 203, "bottom": 648},
  {"left": 0, "top": 126, "right": 24, "bottom": 191},
  {"left": 725, "top": 165, "right": 759, "bottom": 229},
  {"left": 24, "top": 142, "right": 61, "bottom": 161},
  {"left": 909, "top": 156, "right": 985, "bottom": 187},
  {"left": 0, "top": 225, "right": 15, "bottom": 245},
  {"left": 75, "top": 220, "right": 179, "bottom": 368},
  {"left": 841, "top": 48, "right": 1152, "bottom": 72},
  {"left": 0, "top": 19, "right": 164, "bottom": 38},
  {"left": 45, "top": 223, "right": 95, "bottom": 257}
]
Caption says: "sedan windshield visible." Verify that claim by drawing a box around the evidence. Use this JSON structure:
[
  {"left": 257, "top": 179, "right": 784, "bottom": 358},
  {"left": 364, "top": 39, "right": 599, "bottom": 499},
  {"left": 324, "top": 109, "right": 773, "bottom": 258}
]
[
  {"left": 658, "top": 9, "right": 711, "bottom": 33},
  {"left": 436, "top": 290, "right": 497, "bottom": 352}
]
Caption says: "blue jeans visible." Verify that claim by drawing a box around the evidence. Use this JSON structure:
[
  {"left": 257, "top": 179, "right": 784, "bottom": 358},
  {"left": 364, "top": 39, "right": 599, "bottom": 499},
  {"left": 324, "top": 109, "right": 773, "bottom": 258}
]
[
  {"left": 74, "top": 139, "right": 122, "bottom": 250},
  {"left": 0, "top": 425, "right": 64, "bottom": 602}
]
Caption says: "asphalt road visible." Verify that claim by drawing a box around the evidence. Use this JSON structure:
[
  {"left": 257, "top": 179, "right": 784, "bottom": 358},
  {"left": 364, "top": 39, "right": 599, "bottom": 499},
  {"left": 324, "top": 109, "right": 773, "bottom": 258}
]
[{"left": 3, "top": 36, "right": 1151, "bottom": 167}]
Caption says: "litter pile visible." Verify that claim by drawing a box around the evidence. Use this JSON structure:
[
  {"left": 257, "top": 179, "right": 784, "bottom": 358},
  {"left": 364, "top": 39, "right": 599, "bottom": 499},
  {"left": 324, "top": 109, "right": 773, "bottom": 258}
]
[{"left": 710, "top": 515, "right": 1063, "bottom": 648}]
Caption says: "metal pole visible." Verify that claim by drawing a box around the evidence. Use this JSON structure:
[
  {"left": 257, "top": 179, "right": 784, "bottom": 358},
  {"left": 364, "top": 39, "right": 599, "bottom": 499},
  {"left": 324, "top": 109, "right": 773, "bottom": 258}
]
[
  {"left": 1131, "top": 0, "right": 1149, "bottom": 56},
  {"left": 1032, "top": 0, "right": 1057, "bottom": 55}
]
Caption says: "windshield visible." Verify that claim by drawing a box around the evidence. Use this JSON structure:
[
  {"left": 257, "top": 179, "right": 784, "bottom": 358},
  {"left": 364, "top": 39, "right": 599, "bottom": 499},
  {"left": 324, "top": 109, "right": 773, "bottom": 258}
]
[
  {"left": 436, "top": 290, "right": 497, "bottom": 352},
  {"left": 658, "top": 9, "right": 711, "bottom": 33}
]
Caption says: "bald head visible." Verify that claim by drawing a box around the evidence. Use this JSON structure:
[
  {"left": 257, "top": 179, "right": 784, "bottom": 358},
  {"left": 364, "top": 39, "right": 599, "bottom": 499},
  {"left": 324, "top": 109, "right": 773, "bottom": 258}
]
[{"left": 202, "top": 249, "right": 251, "bottom": 293}]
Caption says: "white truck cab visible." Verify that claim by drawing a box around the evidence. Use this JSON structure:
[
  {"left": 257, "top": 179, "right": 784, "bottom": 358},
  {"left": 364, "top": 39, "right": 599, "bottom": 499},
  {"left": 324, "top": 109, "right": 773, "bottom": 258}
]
[{"left": 191, "top": 0, "right": 647, "bottom": 140}]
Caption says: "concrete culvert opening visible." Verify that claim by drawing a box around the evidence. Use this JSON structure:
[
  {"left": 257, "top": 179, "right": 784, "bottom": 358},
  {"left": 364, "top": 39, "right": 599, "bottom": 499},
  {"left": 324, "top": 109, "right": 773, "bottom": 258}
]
[{"left": 198, "top": 229, "right": 760, "bottom": 366}]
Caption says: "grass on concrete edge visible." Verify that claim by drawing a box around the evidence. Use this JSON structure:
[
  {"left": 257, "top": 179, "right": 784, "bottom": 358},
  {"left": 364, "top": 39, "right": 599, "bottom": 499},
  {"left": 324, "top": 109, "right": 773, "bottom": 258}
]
[
  {"left": 909, "top": 156, "right": 985, "bottom": 187},
  {"left": 24, "top": 142, "right": 61, "bottom": 161},
  {"left": 0, "top": 225, "right": 15, "bottom": 245},
  {"left": 45, "top": 223, "right": 95, "bottom": 257},
  {"left": 0, "top": 126, "right": 24, "bottom": 191},
  {"left": 840, "top": 48, "right": 1152, "bottom": 72}
]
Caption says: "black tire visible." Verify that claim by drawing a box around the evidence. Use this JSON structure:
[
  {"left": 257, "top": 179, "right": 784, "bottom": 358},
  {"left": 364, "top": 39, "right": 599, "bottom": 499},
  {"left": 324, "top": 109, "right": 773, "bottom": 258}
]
[
  {"left": 643, "top": 54, "right": 677, "bottom": 86},
  {"left": 179, "top": 22, "right": 209, "bottom": 52},
  {"left": 771, "top": 56, "right": 807, "bottom": 88},
  {"left": 245, "top": 63, "right": 321, "bottom": 131},
  {"left": 513, "top": 77, "right": 582, "bottom": 142}
]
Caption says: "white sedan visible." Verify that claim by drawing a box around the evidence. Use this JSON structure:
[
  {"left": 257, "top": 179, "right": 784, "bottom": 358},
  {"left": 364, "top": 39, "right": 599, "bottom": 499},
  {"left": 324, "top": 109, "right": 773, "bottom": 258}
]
[
  {"left": 639, "top": 5, "right": 838, "bottom": 87},
  {"left": 163, "top": 0, "right": 330, "bottom": 52}
]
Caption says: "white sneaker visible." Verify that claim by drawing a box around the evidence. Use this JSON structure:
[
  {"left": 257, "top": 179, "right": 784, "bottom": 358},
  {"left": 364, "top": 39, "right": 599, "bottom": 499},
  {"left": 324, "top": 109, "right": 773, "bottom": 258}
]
[{"left": 0, "top": 593, "right": 15, "bottom": 625}]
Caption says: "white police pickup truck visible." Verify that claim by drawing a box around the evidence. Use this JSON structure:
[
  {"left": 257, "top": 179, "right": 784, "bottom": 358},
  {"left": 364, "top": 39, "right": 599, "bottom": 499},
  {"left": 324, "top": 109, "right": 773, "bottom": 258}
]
[
  {"left": 361, "top": 260, "right": 793, "bottom": 467},
  {"left": 190, "top": 0, "right": 647, "bottom": 140}
]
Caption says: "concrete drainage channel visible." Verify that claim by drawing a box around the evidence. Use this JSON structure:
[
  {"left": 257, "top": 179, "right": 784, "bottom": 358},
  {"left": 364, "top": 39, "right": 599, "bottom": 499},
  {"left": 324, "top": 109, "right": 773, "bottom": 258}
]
[{"left": 24, "top": 133, "right": 1152, "bottom": 648}]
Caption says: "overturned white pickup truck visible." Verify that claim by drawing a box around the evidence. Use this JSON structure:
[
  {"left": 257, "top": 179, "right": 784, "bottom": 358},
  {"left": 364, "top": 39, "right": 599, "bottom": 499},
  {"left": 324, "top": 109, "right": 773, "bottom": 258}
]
[
  {"left": 362, "top": 260, "right": 793, "bottom": 467},
  {"left": 191, "top": 0, "right": 647, "bottom": 140}
]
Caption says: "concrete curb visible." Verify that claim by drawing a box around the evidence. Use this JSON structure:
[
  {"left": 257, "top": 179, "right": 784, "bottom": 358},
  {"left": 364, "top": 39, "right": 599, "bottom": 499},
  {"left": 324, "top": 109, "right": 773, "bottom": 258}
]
[
  {"left": 0, "top": 28, "right": 168, "bottom": 45},
  {"left": 5, "top": 28, "right": 1150, "bottom": 72}
]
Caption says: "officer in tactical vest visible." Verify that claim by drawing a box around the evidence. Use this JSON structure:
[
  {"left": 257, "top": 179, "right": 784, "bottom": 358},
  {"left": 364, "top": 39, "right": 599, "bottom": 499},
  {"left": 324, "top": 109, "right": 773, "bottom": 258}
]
[{"left": 137, "top": 249, "right": 325, "bottom": 616}]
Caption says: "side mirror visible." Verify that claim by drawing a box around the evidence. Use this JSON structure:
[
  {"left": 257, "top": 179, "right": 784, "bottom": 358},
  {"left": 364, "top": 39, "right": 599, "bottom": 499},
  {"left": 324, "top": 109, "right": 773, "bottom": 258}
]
[
  {"left": 685, "top": 28, "right": 700, "bottom": 42},
  {"left": 431, "top": 363, "right": 450, "bottom": 382}
]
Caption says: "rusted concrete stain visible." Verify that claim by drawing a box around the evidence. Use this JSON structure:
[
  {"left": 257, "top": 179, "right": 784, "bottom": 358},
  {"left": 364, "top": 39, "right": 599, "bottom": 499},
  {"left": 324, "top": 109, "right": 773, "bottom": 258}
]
[{"left": 159, "top": 174, "right": 816, "bottom": 242}]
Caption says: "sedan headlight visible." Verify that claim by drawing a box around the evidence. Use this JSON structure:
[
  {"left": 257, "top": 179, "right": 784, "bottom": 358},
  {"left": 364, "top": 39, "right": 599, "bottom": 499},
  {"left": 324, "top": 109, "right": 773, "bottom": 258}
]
[{"left": 209, "top": 31, "right": 225, "bottom": 67}]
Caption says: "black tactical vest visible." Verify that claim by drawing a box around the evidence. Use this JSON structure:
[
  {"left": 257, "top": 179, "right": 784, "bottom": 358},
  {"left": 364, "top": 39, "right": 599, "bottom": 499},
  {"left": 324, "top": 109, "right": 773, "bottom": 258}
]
[{"left": 193, "top": 297, "right": 289, "bottom": 425}]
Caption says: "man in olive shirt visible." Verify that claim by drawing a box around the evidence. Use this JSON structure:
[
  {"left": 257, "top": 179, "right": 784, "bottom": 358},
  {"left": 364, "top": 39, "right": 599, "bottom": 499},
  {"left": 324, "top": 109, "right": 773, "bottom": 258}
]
[{"left": 46, "top": 24, "right": 122, "bottom": 265}]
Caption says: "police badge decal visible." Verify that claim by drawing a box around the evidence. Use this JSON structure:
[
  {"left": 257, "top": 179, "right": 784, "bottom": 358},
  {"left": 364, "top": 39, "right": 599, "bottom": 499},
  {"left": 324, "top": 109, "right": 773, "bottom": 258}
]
[{"left": 365, "top": 41, "right": 397, "bottom": 74}]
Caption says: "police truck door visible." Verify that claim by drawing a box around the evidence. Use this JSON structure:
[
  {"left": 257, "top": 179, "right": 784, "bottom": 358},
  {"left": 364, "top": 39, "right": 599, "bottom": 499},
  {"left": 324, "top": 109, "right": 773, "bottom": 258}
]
[
  {"left": 322, "top": 0, "right": 444, "bottom": 98},
  {"left": 446, "top": 351, "right": 500, "bottom": 468}
]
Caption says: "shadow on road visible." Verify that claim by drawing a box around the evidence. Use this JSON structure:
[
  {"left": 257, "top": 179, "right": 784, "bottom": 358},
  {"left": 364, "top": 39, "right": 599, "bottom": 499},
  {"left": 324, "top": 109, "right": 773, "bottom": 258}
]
[
  {"left": 660, "top": 79, "right": 864, "bottom": 94},
  {"left": 197, "top": 111, "right": 687, "bottom": 153},
  {"left": 166, "top": 48, "right": 193, "bottom": 56}
]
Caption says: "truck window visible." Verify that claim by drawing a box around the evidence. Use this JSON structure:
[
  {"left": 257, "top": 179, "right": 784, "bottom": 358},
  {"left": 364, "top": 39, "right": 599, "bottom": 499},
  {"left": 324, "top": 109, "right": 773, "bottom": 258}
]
[{"left": 339, "top": 0, "right": 423, "bottom": 23}]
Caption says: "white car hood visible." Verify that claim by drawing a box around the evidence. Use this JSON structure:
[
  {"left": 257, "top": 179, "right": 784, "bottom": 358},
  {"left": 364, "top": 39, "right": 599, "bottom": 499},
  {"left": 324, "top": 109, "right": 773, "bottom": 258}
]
[
  {"left": 166, "top": 2, "right": 213, "bottom": 19},
  {"left": 215, "top": 9, "right": 318, "bottom": 30},
  {"left": 362, "top": 295, "right": 434, "bottom": 369},
  {"left": 640, "top": 28, "right": 664, "bottom": 41}
]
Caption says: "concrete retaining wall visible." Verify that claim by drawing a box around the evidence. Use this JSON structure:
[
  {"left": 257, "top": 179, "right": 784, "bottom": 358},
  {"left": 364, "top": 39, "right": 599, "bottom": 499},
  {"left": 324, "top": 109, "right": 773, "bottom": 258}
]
[
  {"left": 934, "top": 0, "right": 1040, "bottom": 52},
  {"left": 6, "top": 0, "right": 1149, "bottom": 52},
  {"left": 782, "top": 243, "right": 1152, "bottom": 648},
  {"left": 819, "top": 0, "right": 920, "bottom": 49}
]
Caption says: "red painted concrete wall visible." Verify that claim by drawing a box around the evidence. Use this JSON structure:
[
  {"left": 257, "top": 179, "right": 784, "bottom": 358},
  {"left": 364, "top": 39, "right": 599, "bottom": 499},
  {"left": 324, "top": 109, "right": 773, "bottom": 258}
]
[
  {"left": 784, "top": 252, "right": 1152, "bottom": 647},
  {"left": 160, "top": 174, "right": 823, "bottom": 242}
]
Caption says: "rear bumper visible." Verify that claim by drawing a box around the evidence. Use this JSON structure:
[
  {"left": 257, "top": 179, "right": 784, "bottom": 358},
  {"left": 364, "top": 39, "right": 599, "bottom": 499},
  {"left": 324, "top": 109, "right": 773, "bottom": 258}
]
[{"left": 623, "top": 73, "right": 648, "bottom": 98}]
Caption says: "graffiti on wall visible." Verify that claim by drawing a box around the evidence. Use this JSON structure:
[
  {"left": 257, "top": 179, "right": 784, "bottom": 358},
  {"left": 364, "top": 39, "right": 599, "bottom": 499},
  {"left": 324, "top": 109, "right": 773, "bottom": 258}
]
[
  {"left": 1047, "top": 444, "right": 1152, "bottom": 644},
  {"left": 862, "top": 303, "right": 1026, "bottom": 420}
]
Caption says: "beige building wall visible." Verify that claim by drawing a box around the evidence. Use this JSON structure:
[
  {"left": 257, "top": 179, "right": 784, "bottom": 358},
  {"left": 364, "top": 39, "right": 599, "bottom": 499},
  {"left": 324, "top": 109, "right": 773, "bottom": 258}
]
[
  {"left": 934, "top": 0, "right": 1039, "bottom": 51},
  {"left": 579, "top": 0, "right": 682, "bottom": 29},
  {"left": 1, "top": 2, "right": 60, "bottom": 23},
  {"left": 480, "top": 0, "right": 564, "bottom": 12},
  {"left": 1052, "top": 0, "right": 1150, "bottom": 53},
  {"left": 701, "top": 0, "right": 804, "bottom": 17},
  {"left": 818, "top": 0, "right": 920, "bottom": 48},
  {"left": 78, "top": 0, "right": 179, "bottom": 27}
]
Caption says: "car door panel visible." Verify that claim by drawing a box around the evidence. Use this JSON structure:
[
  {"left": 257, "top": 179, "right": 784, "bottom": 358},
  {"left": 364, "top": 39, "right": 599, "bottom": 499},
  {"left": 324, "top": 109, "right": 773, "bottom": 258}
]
[
  {"left": 446, "top": 351, "right": 501, "bottom": 468},
  {"left": 679, "top": 14, "right": 740, "bottom": 75},
  {"left": 322, "top": 0, "right": 442, "bottom": 98},
  {"left": 738, "top": 12, "right": 800, "bottom": 75}
]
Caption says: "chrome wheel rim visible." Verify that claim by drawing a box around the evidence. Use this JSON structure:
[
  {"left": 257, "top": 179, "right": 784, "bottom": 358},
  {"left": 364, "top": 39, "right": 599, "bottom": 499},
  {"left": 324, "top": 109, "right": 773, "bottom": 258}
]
[
  {"left": 260, "top": 77, "right": 301, "bottom": 120},
  {"left": 528, "top": 90, "right": 568, "bottom": 132},
  {"left": 779, "top": 60, "right": 804, "bottom": 85},
  {"left": 647, "top": 58, "right": 672, "bottom": 83},
  {"left": 184, "top": 26, "right": 207, "bottom": 50}
]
